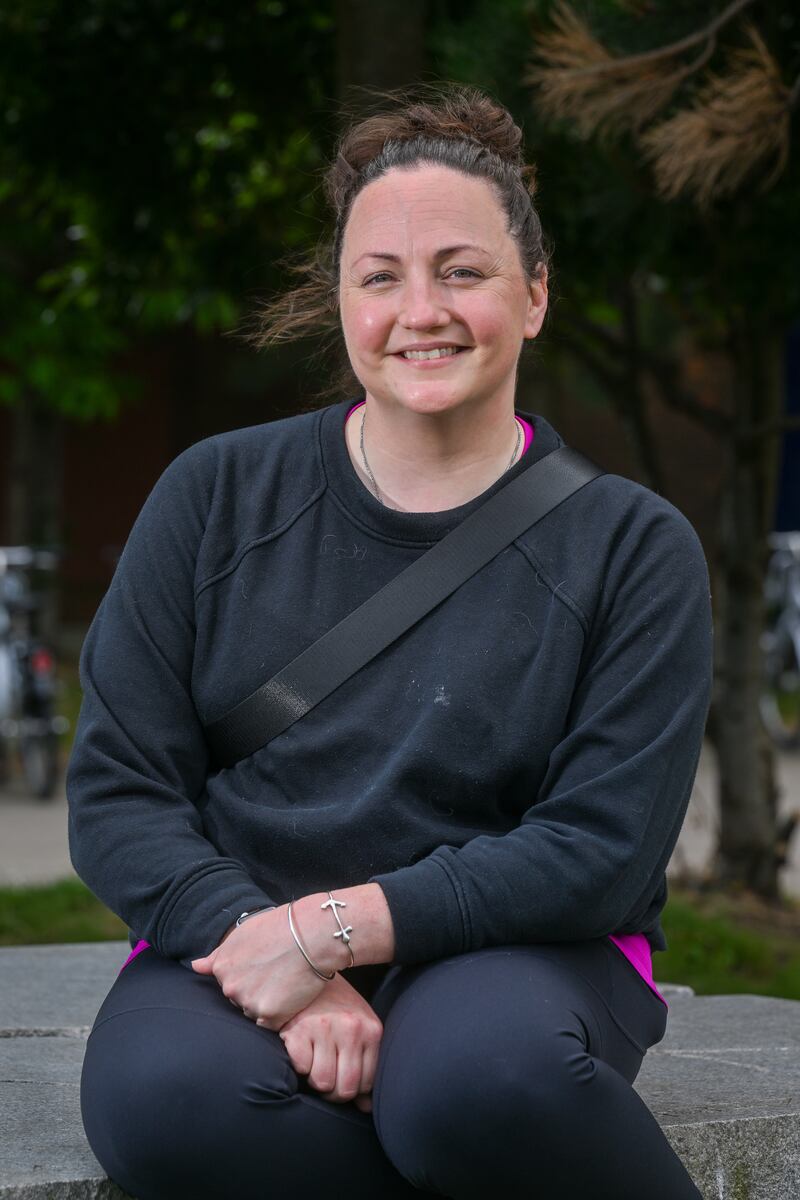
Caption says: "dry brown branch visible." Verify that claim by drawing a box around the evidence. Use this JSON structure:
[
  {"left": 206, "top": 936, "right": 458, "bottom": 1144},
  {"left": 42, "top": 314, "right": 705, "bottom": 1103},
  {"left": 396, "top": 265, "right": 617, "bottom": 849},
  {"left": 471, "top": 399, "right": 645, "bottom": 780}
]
[
  {"left": 639, "top": 25, "right": 792, "bottom": 207},
  {"left": 525, "top": 0, "right": 757, "bottom": 136},
  {"left": 525, "top": 3, "right": 679, "bottom": 136}
]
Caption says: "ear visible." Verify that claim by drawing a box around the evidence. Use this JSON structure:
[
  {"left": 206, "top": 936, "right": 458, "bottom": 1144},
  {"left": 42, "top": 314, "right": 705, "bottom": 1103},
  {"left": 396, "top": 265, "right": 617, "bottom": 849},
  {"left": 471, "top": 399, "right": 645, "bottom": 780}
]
[{"left": 523, "top": 265, "right": 548, "bottom": 340}]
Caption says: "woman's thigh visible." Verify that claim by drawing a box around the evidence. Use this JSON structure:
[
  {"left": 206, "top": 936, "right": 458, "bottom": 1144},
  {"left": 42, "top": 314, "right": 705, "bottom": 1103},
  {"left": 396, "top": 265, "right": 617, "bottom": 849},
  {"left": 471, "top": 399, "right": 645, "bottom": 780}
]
[
  {"left": 367, "top": 939, "right": 699, "bottom": 1200},
  {"left": 80, "top": 949, "right": 429, "bottom": 1200}
]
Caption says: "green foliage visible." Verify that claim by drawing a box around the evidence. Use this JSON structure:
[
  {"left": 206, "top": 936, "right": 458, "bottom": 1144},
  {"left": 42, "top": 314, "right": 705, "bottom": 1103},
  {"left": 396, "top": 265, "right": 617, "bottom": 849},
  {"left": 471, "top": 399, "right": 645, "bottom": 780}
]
[
  {"left": 0, "top": 877, "right": 128, "bottom": 945},
  {"left": 659, "top": 888, "right": 800, "bottom": 1000},
  {"left": 3, "top": 0, "right": 798, "bottom": 424},
  {"left": 0, "top": 0, "right": 336, "bottom": 419}
]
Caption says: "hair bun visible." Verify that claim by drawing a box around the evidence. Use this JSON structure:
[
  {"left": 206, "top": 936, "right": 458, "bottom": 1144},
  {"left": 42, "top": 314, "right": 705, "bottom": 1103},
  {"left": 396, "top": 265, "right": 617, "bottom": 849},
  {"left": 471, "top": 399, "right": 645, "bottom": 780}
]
[{"left": 331, "top": 83, "right": 538, "bottom": 202}]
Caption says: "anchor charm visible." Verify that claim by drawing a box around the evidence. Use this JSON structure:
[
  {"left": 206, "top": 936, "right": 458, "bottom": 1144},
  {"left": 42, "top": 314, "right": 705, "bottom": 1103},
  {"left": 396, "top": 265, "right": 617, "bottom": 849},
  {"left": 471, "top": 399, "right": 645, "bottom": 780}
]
[{"left": 321, "top": 894, "right": 353, "bottom": 945}]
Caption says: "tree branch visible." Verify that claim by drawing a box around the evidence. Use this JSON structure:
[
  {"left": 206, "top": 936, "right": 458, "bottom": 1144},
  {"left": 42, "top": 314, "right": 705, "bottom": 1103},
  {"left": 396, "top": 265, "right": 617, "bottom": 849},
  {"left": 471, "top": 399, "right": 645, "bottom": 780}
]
[
  {"left": 552, "top": 330, "right": 625, "bottom": 397},
  {"left": 560, "top": 310, "right": 734, "bottom": 438},
  {"left": 556, "top": 309, "right": 625, "bottom": 360},
  {"left": 550, "top": 0, "right": 758, "bottom": 79},
  {"left": 736, "top": 414, "right": 800, "bottom": 442},
  {"left": 644, "top": 357, "right": 735, "bottom": 438}
]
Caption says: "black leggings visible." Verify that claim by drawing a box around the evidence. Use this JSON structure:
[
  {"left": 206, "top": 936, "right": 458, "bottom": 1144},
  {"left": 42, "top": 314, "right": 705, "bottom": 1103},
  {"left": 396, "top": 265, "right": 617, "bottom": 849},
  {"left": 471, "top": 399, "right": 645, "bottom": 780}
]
[{"left": 80, "top": 939, "right": 701, "bottom": 1199}]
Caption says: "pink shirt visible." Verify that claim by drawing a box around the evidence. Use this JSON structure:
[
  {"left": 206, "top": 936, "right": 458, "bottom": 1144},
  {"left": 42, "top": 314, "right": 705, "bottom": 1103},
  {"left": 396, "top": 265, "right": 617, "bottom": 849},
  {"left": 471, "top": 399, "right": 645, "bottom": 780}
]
[{"left": 120, "top": 401, "right": 668, "bottom": 1011}]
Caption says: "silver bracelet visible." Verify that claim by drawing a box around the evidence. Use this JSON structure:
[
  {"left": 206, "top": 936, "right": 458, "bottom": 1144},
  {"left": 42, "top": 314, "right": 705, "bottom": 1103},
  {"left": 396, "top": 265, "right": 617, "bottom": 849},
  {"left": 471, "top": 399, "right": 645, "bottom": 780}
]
[
  {"left": 235, "top": 905, "right": 277, "bottom": 927},
  {"left": 287, "top": 901, "right": 336, "bottom": 981},
  {"left": 320, "top": 891, "right": 356, "bottom": 969}
]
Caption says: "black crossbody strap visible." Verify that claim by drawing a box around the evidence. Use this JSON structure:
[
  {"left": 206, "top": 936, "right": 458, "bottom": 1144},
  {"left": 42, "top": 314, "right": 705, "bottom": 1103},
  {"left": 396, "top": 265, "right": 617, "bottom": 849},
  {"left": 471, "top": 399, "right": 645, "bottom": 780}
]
[{"left": 205, "top": 444, "right": 604, "bottom": 767}]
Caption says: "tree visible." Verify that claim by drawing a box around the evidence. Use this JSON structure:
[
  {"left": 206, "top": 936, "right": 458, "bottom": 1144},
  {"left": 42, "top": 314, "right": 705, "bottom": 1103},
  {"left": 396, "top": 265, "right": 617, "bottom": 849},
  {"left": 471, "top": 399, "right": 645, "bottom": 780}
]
[
  {"left": 0, "top": 0, "right": 337, "bottom": 554},
  {"left": 430, "top": 0, "right": 800, "bottom": 897}
]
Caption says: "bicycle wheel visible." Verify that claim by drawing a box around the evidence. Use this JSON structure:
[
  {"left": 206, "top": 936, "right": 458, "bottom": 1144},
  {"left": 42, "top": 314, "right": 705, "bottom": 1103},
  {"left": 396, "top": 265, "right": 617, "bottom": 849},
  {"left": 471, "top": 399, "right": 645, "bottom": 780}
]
[
  {"left": 19, "top": 731, "right": 59, "bottom": 799},
  {"left": 0, "top": 740, "right": 11, "bottom": 786},
  {"left": 760, "top": 625, "right": 800, "bottom": 749}
]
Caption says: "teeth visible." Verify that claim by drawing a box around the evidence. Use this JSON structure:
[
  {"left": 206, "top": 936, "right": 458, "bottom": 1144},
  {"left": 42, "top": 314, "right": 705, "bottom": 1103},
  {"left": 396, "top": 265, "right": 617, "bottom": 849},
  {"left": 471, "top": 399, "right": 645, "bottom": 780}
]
[{"left": 402, "top": 346, "right": 461, "bottom": 361}]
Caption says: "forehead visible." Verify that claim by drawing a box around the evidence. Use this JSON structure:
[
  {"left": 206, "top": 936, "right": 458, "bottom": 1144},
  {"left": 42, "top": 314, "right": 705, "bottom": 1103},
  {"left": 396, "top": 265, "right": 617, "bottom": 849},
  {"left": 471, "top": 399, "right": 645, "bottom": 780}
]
[{"left": 342, "top": 164, "right": 509, "bottom": 256}]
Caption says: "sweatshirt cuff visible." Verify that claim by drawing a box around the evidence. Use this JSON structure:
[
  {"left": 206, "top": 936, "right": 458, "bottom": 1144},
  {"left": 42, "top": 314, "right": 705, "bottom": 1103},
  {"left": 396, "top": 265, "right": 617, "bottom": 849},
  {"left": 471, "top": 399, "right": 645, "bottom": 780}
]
[
  {"left": 155, "top": 868, "right": 277, "bottom": 964},
  {"left": 368, "top": 854, "right": 468, "bottom": 965}
]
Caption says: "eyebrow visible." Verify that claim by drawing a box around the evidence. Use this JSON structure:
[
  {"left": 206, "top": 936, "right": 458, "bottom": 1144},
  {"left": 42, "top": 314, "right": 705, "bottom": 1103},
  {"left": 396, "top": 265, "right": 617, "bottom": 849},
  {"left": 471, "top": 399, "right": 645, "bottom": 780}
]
[{"left": 353, "top": 244, "right": 491, "bottom": 267}]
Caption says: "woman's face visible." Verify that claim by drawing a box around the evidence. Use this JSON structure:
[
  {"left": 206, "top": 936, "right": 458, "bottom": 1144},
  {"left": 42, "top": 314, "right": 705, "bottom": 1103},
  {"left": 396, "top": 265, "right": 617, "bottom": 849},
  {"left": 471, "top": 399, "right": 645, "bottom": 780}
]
[{"left": 338, "top": 163, "right": 548, "bottom": 418}]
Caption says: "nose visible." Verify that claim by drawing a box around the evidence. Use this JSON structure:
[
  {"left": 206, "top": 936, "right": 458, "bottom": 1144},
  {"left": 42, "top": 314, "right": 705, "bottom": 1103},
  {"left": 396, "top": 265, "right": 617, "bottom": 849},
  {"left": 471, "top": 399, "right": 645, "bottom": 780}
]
[{"left": 397, "top": 272, "right": 450, "bottom": 330}]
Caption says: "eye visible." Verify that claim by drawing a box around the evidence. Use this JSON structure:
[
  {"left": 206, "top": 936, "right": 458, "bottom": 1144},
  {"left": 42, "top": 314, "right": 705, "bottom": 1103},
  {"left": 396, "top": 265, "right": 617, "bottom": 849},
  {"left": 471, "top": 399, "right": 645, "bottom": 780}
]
[{"left": 362, "top": 267, "right": 481, "bottom": 287}]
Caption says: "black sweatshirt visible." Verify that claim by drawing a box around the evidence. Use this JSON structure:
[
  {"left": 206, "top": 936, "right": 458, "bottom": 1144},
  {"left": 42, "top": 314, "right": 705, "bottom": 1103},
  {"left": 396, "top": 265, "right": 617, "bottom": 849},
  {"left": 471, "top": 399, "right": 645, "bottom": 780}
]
[{"left": 66, "top": 398, "right": 713, "bottom": 968}]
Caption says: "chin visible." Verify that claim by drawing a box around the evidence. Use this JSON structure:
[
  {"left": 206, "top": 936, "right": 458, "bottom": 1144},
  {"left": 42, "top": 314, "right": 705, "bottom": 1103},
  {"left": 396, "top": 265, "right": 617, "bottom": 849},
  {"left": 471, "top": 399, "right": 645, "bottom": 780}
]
[{"left": 370, "top": 387, "right": 472, "bottom": 415}]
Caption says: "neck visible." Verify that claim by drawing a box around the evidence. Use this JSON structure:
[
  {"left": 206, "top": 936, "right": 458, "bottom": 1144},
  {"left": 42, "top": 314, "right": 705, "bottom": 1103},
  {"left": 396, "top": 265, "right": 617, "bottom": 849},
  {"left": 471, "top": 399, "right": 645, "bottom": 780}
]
[{"left": 345, "top": 399, "right": 522, "bottom": 513}]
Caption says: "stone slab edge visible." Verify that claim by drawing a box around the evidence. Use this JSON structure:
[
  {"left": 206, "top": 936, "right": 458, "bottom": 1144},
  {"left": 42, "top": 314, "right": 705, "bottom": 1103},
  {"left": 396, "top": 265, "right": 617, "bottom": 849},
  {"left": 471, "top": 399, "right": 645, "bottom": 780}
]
[
  {"left": 0, "top": 1181, "right": 129, "bottom": 1200},
  {"left": 664, "top": 1111, "right": 800, "bottom": 1200},
  {"left": 3, "top": 1114, "right": 799, "bottom": 1200}
]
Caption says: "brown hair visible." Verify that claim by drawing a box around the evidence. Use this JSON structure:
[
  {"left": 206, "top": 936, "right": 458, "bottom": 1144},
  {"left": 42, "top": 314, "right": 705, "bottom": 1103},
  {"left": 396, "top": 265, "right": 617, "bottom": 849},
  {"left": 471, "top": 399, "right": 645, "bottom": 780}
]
[{"left": 236, "top": 82, "right": 552, "bottom": 402}]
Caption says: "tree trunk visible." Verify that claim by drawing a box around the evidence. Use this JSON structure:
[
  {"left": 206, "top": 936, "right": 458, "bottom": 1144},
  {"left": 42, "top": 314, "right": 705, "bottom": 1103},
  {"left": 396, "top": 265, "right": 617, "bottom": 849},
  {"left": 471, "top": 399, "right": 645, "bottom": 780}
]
[
  {"left": 335, "top": 0, "right": 427, "bottom": 119},
  {"left": 712, "top": 329, "right": 783, "bottom": 896}
]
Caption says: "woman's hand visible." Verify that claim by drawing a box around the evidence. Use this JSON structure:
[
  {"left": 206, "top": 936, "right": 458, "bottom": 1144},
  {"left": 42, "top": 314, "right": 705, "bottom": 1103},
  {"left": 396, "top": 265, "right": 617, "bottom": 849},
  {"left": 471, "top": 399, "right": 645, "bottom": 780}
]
[
  {"left": 190, "top": 904, "right": 332, "bottom": 1030},
  {"left": 278, "top": 971, "right": 383, "bottom": 1113}
]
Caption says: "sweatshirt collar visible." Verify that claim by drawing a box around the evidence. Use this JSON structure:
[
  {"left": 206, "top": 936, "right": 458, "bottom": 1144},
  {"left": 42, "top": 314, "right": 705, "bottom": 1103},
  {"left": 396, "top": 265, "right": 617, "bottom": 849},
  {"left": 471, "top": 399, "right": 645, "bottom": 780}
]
[{"left": 318, "top": 396, "right": 563, "bottom": 544}]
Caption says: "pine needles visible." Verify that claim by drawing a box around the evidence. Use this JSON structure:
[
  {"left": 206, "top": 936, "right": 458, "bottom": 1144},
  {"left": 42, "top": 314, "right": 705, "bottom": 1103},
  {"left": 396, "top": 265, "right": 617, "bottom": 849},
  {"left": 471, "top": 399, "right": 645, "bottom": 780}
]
[{"left": 525, "top": 1, "right": 798, "bottom": 209}]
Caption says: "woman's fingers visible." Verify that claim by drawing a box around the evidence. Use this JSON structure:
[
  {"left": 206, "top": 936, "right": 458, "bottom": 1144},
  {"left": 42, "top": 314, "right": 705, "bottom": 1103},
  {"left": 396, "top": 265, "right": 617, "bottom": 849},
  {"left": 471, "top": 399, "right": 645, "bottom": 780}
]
[
  {"left": 308, "top": 1032, "right": 366, "bottom": 1102},
  {"left": 308, "top": 1035, "right": 339, "bottom": 1096},
  {"left": 274, "top": 975, "right": 383, "bottom": 1106},
  {"left": 280, "top": 1029, "right": 313, "bottom": 1076},
  {"left": 359, "top": 1037, "right": 380, "bottom": 1098}
]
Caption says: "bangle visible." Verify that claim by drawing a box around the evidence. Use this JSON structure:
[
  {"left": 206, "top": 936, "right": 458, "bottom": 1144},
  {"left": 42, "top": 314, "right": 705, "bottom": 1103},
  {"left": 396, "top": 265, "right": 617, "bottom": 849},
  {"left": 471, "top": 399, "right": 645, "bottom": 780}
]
[
  {"left": 320, "top": 892, "right": 356, "bottom": 969},
  {"left": 287, "top": 901, "right": 336, "bottom": 981},
  {"left": 235, "top": 905, "right": 277, "bottom": 927}
]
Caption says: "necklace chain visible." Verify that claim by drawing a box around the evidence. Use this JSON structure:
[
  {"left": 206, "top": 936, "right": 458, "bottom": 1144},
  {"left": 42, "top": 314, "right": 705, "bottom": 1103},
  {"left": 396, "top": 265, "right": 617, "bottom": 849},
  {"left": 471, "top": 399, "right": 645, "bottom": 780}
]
[{"left": 358, "top": 406, "right": 523, "bottom": 512}]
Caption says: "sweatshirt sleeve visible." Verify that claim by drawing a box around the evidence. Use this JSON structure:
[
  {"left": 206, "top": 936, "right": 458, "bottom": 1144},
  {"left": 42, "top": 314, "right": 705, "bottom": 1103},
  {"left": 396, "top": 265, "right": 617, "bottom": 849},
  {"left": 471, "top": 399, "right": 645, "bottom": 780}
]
[
  {"left": 65, "top": 442, "right": 276, "bottom": 964},
  {"left": 368, "top": 495, "right": 714, "bottom": 965}
]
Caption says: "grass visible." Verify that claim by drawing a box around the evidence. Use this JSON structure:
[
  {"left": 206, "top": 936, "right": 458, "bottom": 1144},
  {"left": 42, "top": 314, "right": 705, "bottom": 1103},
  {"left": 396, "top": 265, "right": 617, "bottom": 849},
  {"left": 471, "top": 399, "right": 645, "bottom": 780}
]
[
  {"left": 656, "top": 883, "right": 800, "bottom": 999},
  {"left": 0, "top": 877, "right": 128, "bottom": 946},
  {"left": 2, "top": 878, "right": 800, "bottom": 1000}
]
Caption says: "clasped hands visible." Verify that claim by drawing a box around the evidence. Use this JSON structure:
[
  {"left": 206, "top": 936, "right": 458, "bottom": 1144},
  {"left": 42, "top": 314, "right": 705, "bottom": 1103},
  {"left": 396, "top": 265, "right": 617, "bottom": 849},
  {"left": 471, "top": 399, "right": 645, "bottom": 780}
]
[{"left": 190, "top": 900, "right": 382, "bottom": 1113}]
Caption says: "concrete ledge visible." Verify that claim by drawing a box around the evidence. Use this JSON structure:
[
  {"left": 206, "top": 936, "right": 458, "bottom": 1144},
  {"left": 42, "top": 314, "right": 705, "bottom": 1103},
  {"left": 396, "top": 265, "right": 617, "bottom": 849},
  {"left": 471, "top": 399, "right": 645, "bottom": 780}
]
[
  {"left": 0, "top": 943, "right": 131, "bottom": 1200},
  {"left": 1, "top": 943, "right": 799, "bottom": 1199},
  {"left": 635, "top": 990, "right": 800, "bottom": 1198}
]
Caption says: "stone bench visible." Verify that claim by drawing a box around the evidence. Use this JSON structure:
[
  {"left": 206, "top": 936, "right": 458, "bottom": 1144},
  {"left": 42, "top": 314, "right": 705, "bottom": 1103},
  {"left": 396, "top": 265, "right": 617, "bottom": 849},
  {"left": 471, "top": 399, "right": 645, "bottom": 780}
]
[{"left": 1, "top": 943, "right": 798, "bottom": 1199}]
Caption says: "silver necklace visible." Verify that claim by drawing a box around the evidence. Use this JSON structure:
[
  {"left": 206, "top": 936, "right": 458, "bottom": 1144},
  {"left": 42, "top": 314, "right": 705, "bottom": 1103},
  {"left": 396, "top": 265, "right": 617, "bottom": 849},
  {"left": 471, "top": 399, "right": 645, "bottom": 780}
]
[{"left": 358, "top": 405, "right": 523, "bottom": 511}]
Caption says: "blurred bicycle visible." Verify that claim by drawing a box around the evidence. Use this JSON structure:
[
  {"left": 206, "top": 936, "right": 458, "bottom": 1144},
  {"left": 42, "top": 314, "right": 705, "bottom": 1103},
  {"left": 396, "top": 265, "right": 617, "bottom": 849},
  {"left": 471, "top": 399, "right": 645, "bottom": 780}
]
[
  {"left": 0, "top": 546, "right": 69, "bottom": 798},
  {"left": 760, "top": 531, "right": 800, "bottom": 750}
]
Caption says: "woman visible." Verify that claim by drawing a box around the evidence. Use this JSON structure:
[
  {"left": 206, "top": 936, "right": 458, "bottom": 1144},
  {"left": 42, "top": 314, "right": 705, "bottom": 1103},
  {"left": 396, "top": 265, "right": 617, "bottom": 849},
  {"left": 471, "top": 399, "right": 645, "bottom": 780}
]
[{"left": 68, "top": 84, "right": 710, "bottom": 1199}]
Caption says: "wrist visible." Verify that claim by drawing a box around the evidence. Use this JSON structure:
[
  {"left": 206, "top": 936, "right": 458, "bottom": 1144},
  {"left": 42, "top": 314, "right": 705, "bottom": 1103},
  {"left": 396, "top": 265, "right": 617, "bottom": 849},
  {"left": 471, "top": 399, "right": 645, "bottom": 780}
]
[
  {"left": 290, "top": 894, "right": 352, "bottom": 975},
  {"left": 220, "top": 904, "right": 277, "bottom": 948},
  {"left": 292, "top": 883, "right": 395, "bottom": 972}
]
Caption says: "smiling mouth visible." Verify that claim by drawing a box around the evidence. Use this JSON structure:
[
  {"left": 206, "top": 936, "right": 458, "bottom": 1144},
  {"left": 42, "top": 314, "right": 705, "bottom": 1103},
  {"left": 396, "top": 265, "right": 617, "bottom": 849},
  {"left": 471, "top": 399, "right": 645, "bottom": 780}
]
[{"left": 395, "top": 347, "right": 470, "bottom": 362}]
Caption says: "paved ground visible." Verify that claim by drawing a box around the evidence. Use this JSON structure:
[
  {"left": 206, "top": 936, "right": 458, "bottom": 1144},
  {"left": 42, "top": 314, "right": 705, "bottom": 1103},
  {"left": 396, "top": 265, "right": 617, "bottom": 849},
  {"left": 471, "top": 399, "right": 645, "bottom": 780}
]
[{"left": 1, "top": 738, "right": 799, "bottom": 896}]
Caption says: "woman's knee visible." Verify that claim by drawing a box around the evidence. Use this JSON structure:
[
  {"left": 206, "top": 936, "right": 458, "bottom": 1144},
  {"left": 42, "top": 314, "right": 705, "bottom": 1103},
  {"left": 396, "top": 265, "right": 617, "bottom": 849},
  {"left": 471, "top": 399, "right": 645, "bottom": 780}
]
[
  {"left": 380, "top": 1013, "right": 585, "bottom": 1128},
  {"left": 372, "top": 953, "right": 603, "bottom": 1188},
  {"left": 81, "top": 1006, "right": 298, "bottom": 1197}
]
